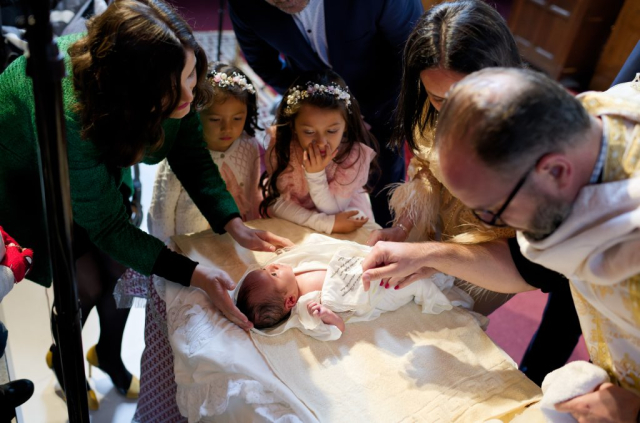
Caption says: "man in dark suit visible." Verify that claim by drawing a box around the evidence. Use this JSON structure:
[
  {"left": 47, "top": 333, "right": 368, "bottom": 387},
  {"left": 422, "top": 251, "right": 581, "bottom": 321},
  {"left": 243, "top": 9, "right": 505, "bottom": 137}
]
[{"left": 228, "top": 0, "right": 424, "bottom": 227}]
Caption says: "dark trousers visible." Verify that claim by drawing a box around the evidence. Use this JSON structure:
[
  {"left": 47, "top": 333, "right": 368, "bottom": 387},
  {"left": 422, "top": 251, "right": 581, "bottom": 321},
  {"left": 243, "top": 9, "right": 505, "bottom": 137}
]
[
  {"left": 368, "top": 121, "right": 405, "bottom": 228},
  {"left": 519, "top": 281, "right": 583, "bottom": 386},
  {"left": 0, "top": 321, "right": 6, "bottom": 358}
]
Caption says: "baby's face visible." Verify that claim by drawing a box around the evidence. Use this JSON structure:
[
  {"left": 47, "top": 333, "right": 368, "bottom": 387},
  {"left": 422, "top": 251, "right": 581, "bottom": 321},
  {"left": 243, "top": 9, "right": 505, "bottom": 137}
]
[{"left": 263, "top": 263, "right": 298, "bottom": 300}]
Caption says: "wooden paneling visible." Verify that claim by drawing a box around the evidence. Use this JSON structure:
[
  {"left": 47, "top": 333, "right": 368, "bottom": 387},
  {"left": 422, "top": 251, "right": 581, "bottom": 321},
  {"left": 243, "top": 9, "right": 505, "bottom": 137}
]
[
  {"left": 509, "top": 0, "right": 624, "bottom": 88},
  {"left": 590, "top": 0, "right": 640, "bottom": 90}
]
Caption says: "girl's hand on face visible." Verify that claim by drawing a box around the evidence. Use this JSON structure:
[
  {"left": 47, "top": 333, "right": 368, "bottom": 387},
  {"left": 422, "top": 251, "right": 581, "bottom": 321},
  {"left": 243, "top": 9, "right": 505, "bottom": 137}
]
[
  {"left": 303, "top": 142, "right": 338, "bottom": 174},
  {"left": 332, "top": 210, "right": 368, "bottom": 234},
  {"left": 190, "top": 264, "right": 253, "bottom": 331}
]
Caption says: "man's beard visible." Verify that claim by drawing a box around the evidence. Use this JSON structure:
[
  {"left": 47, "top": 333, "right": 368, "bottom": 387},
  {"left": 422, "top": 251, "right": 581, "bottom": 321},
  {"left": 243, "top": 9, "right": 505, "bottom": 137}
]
[{"left": 523, "top": 196, "right": 573, "bottom": 242}]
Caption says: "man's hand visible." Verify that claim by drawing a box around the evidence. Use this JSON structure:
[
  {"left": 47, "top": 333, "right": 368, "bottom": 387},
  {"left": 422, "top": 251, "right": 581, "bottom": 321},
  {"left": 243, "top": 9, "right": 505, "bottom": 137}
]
[
  {"left": 190, "top": 264, "right": 253, "bottom": 331},
  {"left": 225, "top": 218, "right": 293, "bottom": 252},
  {"left": 303, "top": 142, "right": 337, "bottom": 174},
  {"left": 361, "top": 241, "right": 436, "bottom": 291},
  {"left": 555, "top": 383, "right": 640, "bottom": 423},
  {"left": 307, "top": 301, "right": 345, "bottom": 332},
  {"left": 332, "top": 210, "right": 368, "bottom": 234}
]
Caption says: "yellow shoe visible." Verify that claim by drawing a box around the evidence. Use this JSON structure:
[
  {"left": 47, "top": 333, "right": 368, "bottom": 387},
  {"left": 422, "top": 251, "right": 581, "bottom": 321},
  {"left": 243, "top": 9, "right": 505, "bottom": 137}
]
[
  {"left": 46, "top": 349, "right": 100, "bottom": 411},
  {"left": 86, "top": 345, "right": 140, "bottom": 399}
]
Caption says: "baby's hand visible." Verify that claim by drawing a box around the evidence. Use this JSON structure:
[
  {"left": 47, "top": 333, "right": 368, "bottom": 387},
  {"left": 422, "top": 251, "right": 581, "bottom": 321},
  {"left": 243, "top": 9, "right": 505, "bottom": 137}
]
[
  {"left": 307, "top": 301, "right": 329, "bottom": 317},
  {"left": 307, "top": 301, "right": 345, "bottom": 332}
]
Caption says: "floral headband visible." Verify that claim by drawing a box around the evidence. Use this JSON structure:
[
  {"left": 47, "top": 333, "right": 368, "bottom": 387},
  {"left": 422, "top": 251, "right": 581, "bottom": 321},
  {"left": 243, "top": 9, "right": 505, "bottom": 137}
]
[
  {"left": 284, "top": 82, "right": 352, "bottom": 115},
  {"left": 207, "top": 70, "right": 256, "bottom": 95}
]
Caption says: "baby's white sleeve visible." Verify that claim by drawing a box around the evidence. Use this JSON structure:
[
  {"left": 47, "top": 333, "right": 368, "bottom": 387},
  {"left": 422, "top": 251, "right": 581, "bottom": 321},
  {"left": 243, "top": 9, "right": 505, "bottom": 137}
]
[
  {"left": 304, "top": 169, "right": 352, "bottom": 215},
  {"left": 270, "top": 197, "right": 335, "bottom": 234},
  {"left": 293, "top": 292, "right": 343, "bottom": 341}
]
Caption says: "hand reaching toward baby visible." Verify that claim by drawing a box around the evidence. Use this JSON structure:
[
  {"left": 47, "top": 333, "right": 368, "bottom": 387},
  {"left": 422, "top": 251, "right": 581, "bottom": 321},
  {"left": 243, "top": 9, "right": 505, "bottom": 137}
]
[
  {"left": 332, "top": 210, "right": 368, "bottom": 234},
  {"left": 191, "top": 264, "right": 253, "bottom": 331},
  {"left": 307, "top": 301, "right": 345, "bottom": 333}
]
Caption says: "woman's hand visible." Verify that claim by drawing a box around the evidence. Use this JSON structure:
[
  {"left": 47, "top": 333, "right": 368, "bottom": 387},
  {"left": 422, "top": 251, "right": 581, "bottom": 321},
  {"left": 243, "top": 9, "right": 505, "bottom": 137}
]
[
  {"left": 332, "top": 210, "right": 368, "bottom": 234},
  {"left": 367, "top": 215, "right": 413, "bottom": 246},
  {"left": 224, "top": 218, "right": 293, "bottom": 252},
  {"left": 366, "top": 226, "right": 409, "bottom": 246},
  {"left": 303, "top": 142, "right": 337, "bottom": 174},
  {"left": 190, "top": 264, "right": 252, "bottom": 330},
  {"left": 361, "top": 241, "right": 437, "bottom": 291}
]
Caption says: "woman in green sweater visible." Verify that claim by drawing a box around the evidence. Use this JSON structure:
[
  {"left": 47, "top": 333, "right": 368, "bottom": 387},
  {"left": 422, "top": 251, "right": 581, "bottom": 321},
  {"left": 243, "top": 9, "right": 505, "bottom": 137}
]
[{"left": 0, "top": 0, "right": 290, "bottom": 406}]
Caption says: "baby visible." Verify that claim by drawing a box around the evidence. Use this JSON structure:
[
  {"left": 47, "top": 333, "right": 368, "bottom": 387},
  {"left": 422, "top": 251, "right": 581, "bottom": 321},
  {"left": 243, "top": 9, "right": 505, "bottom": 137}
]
[{"left": 235, "top": 235, "right": 474, "bottom": 340}]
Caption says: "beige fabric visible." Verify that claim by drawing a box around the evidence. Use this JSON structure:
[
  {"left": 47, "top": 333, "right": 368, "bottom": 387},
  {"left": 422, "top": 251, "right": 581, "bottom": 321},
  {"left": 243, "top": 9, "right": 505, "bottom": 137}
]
[
  {"left": 253, "top": 303, "right": 541, "bottom": 423},
  {"left": 173, "top": 218, "right": 541, "bottom": 422}
]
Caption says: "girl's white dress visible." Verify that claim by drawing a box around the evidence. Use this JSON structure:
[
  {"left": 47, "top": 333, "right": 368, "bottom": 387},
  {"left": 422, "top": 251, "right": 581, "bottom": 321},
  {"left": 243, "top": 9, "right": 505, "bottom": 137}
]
[
  {"left": 235, "top": 234, "right": 476, "bottom": 341},
  {"left": 148, "top": 133, "right": 262, "bottom": 243}
]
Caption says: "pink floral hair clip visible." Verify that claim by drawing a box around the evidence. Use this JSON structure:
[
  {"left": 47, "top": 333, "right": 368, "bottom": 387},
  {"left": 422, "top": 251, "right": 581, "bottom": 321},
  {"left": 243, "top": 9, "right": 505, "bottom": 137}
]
[
  {"left": 284, "top": 82, "right": 352, "bottom": 115},
  {"left": 207, "top": 70, "right": 256, "bottom": 95}
]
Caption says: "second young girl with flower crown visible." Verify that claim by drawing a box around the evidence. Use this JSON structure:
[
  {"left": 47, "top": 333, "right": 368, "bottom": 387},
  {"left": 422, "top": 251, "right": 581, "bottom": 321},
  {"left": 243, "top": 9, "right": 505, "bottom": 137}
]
[
  {"left": 261, "top": 70, "right": 378, "bottom": 234},
  {"left": 148, "top": 63, "right": 263, "bottom": 242}
]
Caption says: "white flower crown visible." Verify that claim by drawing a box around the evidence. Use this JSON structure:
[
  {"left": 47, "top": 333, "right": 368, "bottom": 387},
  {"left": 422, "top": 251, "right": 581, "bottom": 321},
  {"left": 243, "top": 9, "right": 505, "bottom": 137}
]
[
  {"left": 207, "top": 70, "right": 256, "bottom": 95},
  {"left": 284, "top": 82, "right": 352, "bottom": 115}
]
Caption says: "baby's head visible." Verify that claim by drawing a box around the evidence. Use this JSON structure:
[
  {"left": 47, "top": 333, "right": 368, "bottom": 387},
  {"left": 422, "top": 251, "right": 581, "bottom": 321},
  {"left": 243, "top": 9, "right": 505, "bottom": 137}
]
[
  {"left": 201, "top": 62, "right": 261, "bottom": 151},
  {"left": 236, "top": 263, "right": 299, "bottom": 329}
]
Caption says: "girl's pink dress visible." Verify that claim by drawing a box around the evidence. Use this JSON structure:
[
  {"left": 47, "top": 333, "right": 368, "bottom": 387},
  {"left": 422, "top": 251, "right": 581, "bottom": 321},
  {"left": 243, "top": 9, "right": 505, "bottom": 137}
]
[{"left": 267, "top": 140, "right": 376, "bottom": 219}]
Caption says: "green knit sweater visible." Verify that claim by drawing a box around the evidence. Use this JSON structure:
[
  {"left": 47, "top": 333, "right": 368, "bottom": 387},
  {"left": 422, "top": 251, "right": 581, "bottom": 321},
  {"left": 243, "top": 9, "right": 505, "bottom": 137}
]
[{"left": 0, "top": 34, "right": 239, "bottom": 286}]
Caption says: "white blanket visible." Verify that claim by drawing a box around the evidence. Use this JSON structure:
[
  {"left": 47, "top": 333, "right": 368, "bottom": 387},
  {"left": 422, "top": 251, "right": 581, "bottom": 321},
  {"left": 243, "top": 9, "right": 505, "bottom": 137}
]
[{"left": 168, "top": 218, "right": 541, "bottom": 422}]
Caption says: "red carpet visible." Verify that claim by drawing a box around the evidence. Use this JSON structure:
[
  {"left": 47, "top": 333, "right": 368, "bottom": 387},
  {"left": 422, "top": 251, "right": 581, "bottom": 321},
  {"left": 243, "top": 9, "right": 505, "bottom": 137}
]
[{"left": 486, "top": 290, "right": 589, "bottom": 365}]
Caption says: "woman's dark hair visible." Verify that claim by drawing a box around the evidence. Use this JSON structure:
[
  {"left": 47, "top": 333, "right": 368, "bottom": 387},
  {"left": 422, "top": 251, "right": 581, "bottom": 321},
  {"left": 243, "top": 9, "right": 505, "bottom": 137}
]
[
  {"left": 69, "top": 0, "right": 213, "bottom": 167},
  {"left": 260, "top": 70, "right": 378, "bottom": 217},
  {"left": 394, "top": 0, "right": 523, "bottom": 152},
  {"left": 204, "top": 62, "right": 262, "bottom": 137}
]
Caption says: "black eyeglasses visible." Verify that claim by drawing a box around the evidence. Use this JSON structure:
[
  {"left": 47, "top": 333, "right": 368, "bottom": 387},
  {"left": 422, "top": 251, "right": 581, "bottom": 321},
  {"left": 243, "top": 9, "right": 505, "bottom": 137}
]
[{"left": 471, "top": 165, "right": 535, "bottom": 227}]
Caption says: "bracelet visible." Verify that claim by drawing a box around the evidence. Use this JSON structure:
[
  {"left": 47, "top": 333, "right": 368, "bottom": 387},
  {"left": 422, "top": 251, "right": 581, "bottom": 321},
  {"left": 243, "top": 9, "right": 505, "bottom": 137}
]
[{"left": 395, "top": 223, "right": 409, "bottom": 235}]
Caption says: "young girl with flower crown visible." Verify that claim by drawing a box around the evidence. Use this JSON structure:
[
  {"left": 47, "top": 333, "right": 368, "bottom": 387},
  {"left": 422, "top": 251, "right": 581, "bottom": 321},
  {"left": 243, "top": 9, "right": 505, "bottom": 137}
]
[
  {"left": 261, "top": 70, "right": 378, "bottom": 234},
  {"left": 148, "top": 63, "right": 263, "bottom": 242},
  {"left": 117, "top": 63, "right": 266, "bottom": 420}
]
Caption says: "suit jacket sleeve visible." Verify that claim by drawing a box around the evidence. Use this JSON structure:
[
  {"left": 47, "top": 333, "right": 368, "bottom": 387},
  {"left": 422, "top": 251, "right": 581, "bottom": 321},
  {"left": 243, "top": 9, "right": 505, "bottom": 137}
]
[
  {"left": 228, "top": 0, "right": 296, "bottom": 94},
  {"left": 378, "top": 0, "right": 423, "bottom": 55}
]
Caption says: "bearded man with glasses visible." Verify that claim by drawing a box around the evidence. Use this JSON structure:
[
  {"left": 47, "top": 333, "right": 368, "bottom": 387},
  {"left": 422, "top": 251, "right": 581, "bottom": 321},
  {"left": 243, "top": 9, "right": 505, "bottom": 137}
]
[{"left": 365, "top": 67, "right": 640, "bottom": 422}]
